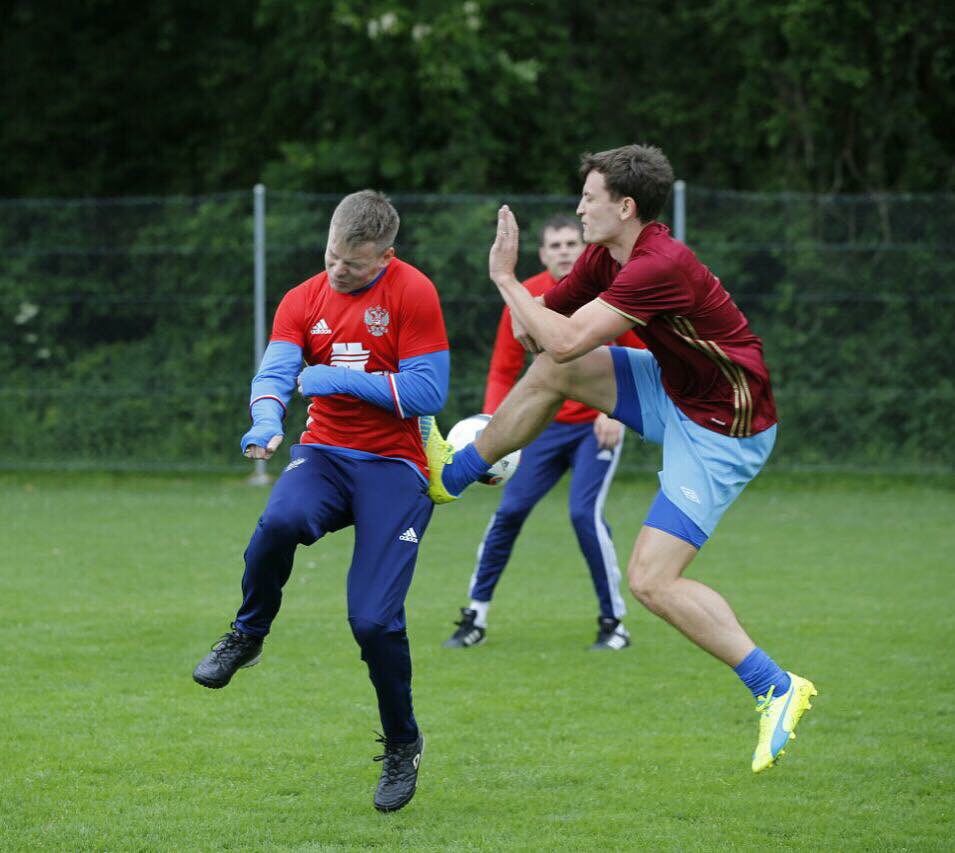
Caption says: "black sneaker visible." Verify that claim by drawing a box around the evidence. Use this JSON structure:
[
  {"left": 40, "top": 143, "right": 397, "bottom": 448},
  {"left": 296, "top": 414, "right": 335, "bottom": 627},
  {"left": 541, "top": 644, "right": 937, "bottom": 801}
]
[
  {"left": 373, "top": 732, "right": 424, "bottom": 812},
  {"left": 192, "top": 624, "right": 263, "bottom": 688},
  {"left": 589, "top": 616, "right": 631, "bottom": 650},
  {"left": 442, "top": 607, "right": 486, "bottom": 648}
]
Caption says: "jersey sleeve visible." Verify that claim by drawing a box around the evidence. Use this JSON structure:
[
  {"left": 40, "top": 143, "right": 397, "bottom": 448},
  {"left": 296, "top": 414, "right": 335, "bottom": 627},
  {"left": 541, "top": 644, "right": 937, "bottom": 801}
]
[
  {"left": 598, "top": 254, "right": 693, "bottom": 326},
  {"left": 543, "top": 246, "right": 609, "bottom": 316},
  {"left": 397, "top": 276, "right": 449, "bottom": 359},
  {"left": 269, "top": 284, "right": 310, "bottom": 346},
  {"left": 483, "top": 305, "right": 527, "bottom": 413}
]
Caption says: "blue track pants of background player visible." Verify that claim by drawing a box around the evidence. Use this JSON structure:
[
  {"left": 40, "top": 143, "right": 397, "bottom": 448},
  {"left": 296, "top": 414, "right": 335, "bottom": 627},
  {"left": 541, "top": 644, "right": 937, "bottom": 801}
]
[
  {"left": 234, "top": 445, "right": 434, "bottom": 744},
  {"left": 468, "top": 420, "right": 627, "bottom": 619}
]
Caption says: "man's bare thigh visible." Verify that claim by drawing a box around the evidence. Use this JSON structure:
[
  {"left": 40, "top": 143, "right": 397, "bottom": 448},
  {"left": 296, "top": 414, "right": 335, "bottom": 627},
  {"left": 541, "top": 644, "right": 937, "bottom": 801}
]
[{"left": 527, "top": 346, "right": 618, "bottom": 414}]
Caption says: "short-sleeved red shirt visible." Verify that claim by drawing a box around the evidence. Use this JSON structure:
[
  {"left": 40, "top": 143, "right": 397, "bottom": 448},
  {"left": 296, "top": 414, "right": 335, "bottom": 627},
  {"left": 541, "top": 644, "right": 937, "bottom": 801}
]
[
  {"left": 270, "top": 258, "right": 448, "bottom": 474},
  {"left": 544, "top": 223, "right": 777, "bottom": 437},
  {"left": 484, "top": 270, "right": 645, "bottom": 423}
]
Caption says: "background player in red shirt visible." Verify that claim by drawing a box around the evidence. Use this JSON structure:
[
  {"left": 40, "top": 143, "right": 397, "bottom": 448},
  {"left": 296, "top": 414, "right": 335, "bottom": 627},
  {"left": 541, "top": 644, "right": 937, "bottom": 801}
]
[
  {"left": 443, "top": 215, "right": 643, "bottom": 651},
  {"left": 192, "top": 191, "right": 449, "bottom": 812},
  {"left": 423, "top": 145, "right": 817, "bottom": 773}
]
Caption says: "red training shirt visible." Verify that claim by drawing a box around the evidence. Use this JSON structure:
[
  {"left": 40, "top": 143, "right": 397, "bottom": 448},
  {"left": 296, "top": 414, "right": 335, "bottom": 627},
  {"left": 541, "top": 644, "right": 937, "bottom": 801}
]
[
  {"left": 544, "top": 223, "right": 776, "bottom": 437},
  {"left": 484, "top": 270, "right": 645, "bottom": 423},
  {"left": 270, "top": 258, "right": 449, "bottom": 475}
]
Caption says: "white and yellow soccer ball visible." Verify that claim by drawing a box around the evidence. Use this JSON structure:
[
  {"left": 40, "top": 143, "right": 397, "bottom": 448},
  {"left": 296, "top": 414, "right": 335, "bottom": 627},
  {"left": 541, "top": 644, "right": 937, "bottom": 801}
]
[{"left": 446, "top": 413, "right": 521, "bottom": 486}]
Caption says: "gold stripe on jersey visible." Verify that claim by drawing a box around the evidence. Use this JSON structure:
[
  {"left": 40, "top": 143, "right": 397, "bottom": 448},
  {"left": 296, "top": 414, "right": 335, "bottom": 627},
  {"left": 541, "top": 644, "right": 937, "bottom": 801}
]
[
  {"left": 596, "top": 298, "right": 647, "bottom": 326},
  {"left": 667, "top": 315, "right": 754, "bottom": 437}
]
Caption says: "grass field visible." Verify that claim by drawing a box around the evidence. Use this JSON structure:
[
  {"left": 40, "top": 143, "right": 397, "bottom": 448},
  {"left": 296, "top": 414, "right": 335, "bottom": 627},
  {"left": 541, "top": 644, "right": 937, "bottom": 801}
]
[{"left": 1, "top": 470, "right": 953, "bottom": 851}]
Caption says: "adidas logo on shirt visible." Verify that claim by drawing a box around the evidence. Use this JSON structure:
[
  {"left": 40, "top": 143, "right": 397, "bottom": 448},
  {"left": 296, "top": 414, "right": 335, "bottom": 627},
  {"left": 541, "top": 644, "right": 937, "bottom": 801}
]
[
  {"left": 398, "top": 527, "right": 419, "bottom": 543},
  {"left": 311, "top": 318, "right": 332, "bottom": 335}
]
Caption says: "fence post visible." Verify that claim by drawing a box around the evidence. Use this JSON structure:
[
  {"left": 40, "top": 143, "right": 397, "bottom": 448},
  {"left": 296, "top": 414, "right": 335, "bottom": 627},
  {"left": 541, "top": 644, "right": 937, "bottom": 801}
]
[
  {"left": 248, "top": 183, "right": 271, "bottom": 486},
  {"left": 673, "top": 179, "right": 686, "bottom": 242}
]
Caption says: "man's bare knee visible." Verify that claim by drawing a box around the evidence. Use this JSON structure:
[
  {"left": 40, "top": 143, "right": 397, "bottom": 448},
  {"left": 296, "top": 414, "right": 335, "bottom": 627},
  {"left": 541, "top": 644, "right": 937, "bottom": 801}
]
[
  {"left": 627, "top": 527, "right": 698, "bottom": 614},
  {"left": 524, "top": 353, "right": 562, "bottom": 388},
  {"left": 523, "top": 353, "right": 571, "bottom": 395},
  {"left": 628, "top": 559, "right": 668, "bottom": 614}
]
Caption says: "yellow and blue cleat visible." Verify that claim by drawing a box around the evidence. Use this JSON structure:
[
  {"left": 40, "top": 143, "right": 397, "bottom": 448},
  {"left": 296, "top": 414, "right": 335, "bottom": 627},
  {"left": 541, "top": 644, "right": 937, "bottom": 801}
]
[
  {"left": 419, "top": 416, "right": 459, "bottom": 504},
  {"left": 752, "top": 672, "right": 818, "bottom": 773}
]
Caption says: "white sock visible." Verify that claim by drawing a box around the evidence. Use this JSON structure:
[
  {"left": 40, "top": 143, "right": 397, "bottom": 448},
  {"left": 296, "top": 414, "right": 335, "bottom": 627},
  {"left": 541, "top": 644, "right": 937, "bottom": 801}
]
[{"left": 469, "top": 599, "right": 490, "bottom": 628}]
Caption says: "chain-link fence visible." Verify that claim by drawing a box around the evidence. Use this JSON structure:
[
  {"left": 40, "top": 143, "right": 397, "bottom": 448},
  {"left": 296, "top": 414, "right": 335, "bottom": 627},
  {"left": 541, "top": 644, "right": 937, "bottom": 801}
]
[{"left": 2, "top": 189, "right": 953, "bottom": 474}]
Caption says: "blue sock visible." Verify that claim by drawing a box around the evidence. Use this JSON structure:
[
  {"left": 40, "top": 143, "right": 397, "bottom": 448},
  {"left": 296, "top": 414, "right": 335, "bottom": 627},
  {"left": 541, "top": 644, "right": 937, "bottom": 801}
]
[
  {"left": 734, "top": 648, "right": 791, "bottom": 700},
  {"left": 441, "top": 443, "right": 490, "bottom": 496}
]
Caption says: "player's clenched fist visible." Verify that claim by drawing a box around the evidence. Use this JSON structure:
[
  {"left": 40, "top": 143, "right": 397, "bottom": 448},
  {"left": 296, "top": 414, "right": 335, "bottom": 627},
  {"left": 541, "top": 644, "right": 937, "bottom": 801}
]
[{"left": 241, "top": 425, "right": 284, "bottom": 460}]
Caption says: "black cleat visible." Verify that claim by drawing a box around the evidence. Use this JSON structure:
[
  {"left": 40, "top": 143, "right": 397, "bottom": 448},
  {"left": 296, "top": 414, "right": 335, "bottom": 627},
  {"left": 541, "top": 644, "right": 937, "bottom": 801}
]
[
  {"left": 373, "top": 732, "right": 424, "bottom": 812},
  {"left": 589, "top": 616, "right": 631, "bottom": 651},
  {"left": 192, "top": 624, "right": 263, "bottom": 688},
  {"left": 442, "top": 607, "right": 486, "bottom": 648}
]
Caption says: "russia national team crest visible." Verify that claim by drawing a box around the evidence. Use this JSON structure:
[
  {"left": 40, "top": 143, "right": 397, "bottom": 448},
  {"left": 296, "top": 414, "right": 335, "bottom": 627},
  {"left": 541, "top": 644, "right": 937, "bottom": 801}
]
[{"left": 364, "top": 305, "right": 390, "bottom": 337}]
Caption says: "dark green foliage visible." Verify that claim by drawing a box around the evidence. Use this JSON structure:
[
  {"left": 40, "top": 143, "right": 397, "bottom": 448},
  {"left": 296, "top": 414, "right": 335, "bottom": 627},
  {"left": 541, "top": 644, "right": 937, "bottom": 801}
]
[
  {"left": 2, "top": 4, "right": 952, "bottom": 471},
  {"left": 1, "top": 2, "right": 953, "bottom": 196},
  {"left": 1, "top": 193, "right": 253, "bottom": 469},
  {"left": 1, "top": 190, "right": 952, "bottom": 472},
  {"left": 685, "top": 188, "right": 955, "bottom": 470}
]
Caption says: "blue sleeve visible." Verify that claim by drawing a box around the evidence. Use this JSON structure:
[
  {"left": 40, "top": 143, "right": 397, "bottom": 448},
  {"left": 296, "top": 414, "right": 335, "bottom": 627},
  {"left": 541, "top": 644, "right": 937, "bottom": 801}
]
[
  {"left": 392, "top": 350, "right": 450, "bottom": 416},
  {"left": 240, "top": 340, "right": 302, "bottom": 453},
  {"left": 297, "top": 349, "right": 449, "bottom": 418},
  {"left": 250, "top": 341, "right": 302, "bottom": 414}
]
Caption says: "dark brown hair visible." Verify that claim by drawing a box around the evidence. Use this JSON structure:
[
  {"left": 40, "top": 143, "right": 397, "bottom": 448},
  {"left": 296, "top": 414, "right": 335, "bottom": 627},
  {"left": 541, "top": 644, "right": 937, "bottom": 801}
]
[{"left": 579, "top": 144, "right": 674, "bottom": 221}]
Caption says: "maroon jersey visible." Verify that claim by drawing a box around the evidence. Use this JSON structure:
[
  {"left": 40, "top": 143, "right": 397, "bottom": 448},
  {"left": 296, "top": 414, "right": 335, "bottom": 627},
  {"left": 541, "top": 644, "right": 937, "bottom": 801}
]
[
  {"left": 270, "top": 258, "right": 448, "bottom": 475},
  {"left": 485, "top": 270, "right": 645, "bottom": 423},
  {"left": 545, "top": 223, "right": 776, "bottom": 437}
]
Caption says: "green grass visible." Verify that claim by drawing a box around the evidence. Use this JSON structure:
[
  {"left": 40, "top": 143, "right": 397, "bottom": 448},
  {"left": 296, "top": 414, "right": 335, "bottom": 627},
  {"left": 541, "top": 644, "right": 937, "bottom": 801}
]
[{"left": 1, "top": 471, "right": 953, "bottom": 851}]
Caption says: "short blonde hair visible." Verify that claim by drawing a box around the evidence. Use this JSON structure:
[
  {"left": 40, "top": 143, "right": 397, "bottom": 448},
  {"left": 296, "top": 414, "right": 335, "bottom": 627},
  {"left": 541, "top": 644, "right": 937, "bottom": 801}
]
[{"left": 329, "top": 190, "right": 400, "bottom": 251}]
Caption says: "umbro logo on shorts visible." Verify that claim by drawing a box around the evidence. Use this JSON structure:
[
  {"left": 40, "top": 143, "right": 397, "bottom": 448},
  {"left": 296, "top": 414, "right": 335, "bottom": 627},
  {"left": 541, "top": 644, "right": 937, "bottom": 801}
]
[
  {"left": 680, "top": 485, "right": 702, "bottom": 504},
  {"left": 398, "top": 527, "right": 419, "bottom": 543}
]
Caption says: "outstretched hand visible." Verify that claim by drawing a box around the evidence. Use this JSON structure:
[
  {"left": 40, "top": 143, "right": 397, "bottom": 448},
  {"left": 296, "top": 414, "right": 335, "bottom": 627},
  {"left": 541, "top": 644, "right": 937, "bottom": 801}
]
[{"left": 489, "top": 205, "right": 520, "bottom": 285}]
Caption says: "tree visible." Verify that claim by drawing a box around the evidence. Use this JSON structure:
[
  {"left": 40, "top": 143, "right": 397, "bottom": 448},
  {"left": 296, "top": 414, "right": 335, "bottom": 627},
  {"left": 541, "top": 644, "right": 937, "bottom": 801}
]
[{"left": 1, "top": 0, "right": 952, "bottom": 196}]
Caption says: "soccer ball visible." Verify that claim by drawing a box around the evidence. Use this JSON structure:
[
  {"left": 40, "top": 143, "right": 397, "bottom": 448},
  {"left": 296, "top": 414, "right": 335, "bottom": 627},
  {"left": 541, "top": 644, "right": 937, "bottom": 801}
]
[{"left": 446, "top": 413, "right": 521, "bottom": 486}]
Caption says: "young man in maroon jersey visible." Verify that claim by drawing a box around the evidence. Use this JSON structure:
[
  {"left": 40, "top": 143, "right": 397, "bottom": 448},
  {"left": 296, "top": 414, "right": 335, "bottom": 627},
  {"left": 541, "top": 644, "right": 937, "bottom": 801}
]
[
  {"left": 421, "top": 145, "right": 818, "bottom": 773},
  {"left": 443, "top": 214, "right": 643, "bottom": 651},
  {"left": 193, "top": 191, "right": 449, "bottom": 811}
]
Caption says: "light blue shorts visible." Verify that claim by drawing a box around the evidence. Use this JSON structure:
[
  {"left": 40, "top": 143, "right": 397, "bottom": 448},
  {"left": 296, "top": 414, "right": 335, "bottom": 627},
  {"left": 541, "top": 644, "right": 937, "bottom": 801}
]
[{"left": 610, "top": 347, "right": 776, "bottom": 542}]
